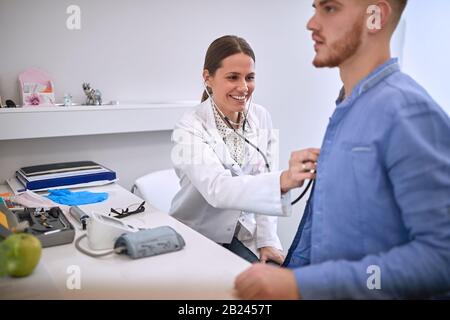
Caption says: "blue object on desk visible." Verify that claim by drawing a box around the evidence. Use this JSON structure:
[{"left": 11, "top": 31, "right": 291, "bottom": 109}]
[
  {"left": 46, "top": 189, "right": 108, "bottom": 206},
  {"left": 16, "top": 169, "right": 116, "bottom": 191}
]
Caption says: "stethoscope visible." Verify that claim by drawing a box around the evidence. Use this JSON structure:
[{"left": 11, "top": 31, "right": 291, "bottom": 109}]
[{"left": 203, "top": 83, "right": 313, "bottom": 205}]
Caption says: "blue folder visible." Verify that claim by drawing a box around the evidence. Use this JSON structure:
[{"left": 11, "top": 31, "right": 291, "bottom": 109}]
[{"left": 15, "top": 170, "right": 116, "bottom": 191}]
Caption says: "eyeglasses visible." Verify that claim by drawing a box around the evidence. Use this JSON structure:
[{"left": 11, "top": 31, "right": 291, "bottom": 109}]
[{"left": 109, "top": 201, "right": 145, "bottom": 219}]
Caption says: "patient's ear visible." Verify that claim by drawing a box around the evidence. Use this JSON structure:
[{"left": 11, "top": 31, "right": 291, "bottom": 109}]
[{"left": 366, "top": 0, "right": 392, "bottom": 35}]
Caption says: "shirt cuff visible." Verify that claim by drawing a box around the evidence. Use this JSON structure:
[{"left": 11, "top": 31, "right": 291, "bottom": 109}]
[
  {"left": 281, "top": 191, "right": 292, "bottom": 215},
  {"left": 275, "top": 170, "right": 292, "bottom": 216},
  {"left": 256, "top": 239, "right": 283, "bottom": 251}
]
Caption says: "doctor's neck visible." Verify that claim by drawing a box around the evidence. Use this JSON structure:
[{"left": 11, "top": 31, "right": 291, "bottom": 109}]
[{"left": 214, "top": 103, "right": 242, "bottom": 127}]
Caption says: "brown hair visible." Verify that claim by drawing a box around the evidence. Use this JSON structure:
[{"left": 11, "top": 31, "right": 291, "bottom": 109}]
[
  {"left": 396, "top": 0, "right": 408, "bottom": 15},
  {"left": 389, "top": 0, "right": 408, "bottom": 29},
  {"left": 201, "top": 35, "right": 256, "bottom": 102}
]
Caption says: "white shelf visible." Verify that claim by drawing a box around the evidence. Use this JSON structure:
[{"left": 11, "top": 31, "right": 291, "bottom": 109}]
[{"left": 0, "top": 101, "right": 197, "bottom": 140}]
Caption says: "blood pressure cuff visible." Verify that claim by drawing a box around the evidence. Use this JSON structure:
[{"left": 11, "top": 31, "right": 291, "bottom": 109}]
[{"left": 114, "top": 226, "right": 185, "bottom": 259}]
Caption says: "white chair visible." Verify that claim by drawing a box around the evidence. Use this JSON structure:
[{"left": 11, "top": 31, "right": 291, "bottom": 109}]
[{"left": 132, "top": 169, "right": 180, "bottom": 214}]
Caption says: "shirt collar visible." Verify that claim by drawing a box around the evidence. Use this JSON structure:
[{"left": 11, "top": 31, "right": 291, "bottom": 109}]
[
  {"left": 336, "top": 58, "right": 400, "bottom": 107},
  {"left": 211, "top": 100, "right": 245, "bottom": 132}
]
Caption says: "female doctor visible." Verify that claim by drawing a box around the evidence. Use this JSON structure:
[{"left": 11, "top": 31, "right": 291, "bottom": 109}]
[{"left": 170, "top": 35, "right": 319, "bottom": 263}]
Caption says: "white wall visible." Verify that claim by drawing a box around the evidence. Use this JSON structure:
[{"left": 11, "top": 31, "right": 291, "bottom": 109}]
[
  {"left": 0, "top": 130, "right": 173, "bottom": 190},
  {"left": 402, "top": 0, "right": 450, "bottom": 114}
]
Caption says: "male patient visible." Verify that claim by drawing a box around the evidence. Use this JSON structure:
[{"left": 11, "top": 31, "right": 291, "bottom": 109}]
[{"left": 234, "top": 0, "right": 450, "bottom": 299}]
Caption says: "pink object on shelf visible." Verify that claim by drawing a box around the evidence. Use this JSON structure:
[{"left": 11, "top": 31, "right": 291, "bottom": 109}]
[{"left": 19, "top": 68, "right": 55, "bottom": 107}]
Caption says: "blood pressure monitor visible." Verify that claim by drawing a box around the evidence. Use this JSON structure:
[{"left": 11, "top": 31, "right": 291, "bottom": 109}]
[{"left": 87, "top": 212, "right": 138, "bottom": 250}]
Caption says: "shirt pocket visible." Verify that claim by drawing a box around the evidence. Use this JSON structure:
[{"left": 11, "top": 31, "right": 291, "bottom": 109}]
[
  {"left": 353, "top": 147, "right": 380, "bottom": 184},
  {"left": 341, "top": 142, "right": 380, "bottom": 255},
  {"left": 341, "top": 142, "right": 379, "bottom": 179}
]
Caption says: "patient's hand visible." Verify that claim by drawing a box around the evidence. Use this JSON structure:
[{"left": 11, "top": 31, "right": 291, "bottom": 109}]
[
  {"left": 234, "top": 264, "right": 301, "bottom": 300},
  {"left": 258, "top": 246, "right": 285, "bottom": 265}
]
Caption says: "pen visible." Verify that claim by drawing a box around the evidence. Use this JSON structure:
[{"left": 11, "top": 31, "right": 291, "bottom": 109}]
[{"left": 43, "top": 228, "right": 63, "bottom": 235}]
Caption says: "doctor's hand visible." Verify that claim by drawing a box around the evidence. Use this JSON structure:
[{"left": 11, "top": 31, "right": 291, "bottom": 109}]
[
  {"left": 234, "top": 264, "right": 301, "bottom": 300},
  {"left": 258, "top": 247, "right": 285, "bottom": 265},
  {"left": 280, "top": 148, "right": 320, "bottom": 194}
]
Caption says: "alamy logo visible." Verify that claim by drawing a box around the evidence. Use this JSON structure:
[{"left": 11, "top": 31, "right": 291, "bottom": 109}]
[
  {"left": 66, "top": 265, "right": 81, "bottom": 290},
  {"left": 66, "top": 5, "right": 81, "bottom": 30},
  {"left": 366, "top": 265, "right": 381, "bottom": 290},
  {"left": 367, "top": 5, "right": 382, "bottom": 30}
]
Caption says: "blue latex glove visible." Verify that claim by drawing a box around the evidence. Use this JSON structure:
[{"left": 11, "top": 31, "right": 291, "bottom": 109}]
[{"left": 46, "top": 189, "right": 108, "bottom": 206}]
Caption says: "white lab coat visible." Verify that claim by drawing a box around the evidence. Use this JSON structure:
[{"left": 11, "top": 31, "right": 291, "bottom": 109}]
[{"left": 169, "top": 99, "right": 291, "bottom": 255}]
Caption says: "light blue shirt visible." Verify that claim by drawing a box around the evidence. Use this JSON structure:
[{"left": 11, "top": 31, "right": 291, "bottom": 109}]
[{"left": 284, "top": 58, "right": 450, "bottom": 299}]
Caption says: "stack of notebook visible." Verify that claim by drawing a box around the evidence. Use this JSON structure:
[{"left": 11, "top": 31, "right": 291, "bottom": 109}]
[{"left": 13, "top": 161, "right": 117, "bottom": 191}]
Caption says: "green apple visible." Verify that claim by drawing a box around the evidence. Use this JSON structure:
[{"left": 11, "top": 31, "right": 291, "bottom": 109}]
[{"left": 0, "top": 233, "right": 42, "bottom": 277}]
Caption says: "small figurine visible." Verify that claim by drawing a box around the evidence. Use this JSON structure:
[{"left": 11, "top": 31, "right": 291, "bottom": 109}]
[
  {"left": 63, "top": 93, "right": 73, "bottom": 106},
  {"left": 82, "top": 82, "right": 102, "bottom": 106}
]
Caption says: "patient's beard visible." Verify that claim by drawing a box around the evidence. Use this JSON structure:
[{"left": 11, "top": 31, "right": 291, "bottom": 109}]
[{"left": 313, "top": 19, "right": 364, "bottom": 68}]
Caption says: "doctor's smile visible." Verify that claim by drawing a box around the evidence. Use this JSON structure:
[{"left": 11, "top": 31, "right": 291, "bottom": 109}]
[{"left": 230, "top": 95, "right": 248, "bottom": 102}]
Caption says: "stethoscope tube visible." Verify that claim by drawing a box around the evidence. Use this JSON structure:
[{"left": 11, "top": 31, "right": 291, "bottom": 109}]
[
  {"left": 223, "top": 120, "right": 271, "bottom": 172},
  {"left": 291, "top": 180, "right": 314, "bottom": 206}
]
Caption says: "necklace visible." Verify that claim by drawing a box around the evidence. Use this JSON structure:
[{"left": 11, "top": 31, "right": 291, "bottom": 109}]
[
  {"left": 211, "top": 102, "right": 243, "bottom": 127},
  {"left": 224, "top": 112, "right": 243, "bottom": 126}
]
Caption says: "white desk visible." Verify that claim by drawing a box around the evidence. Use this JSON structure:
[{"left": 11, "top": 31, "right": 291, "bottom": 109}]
[{"left": 0, "top": 184, "right": 250, "bottom": 299}]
